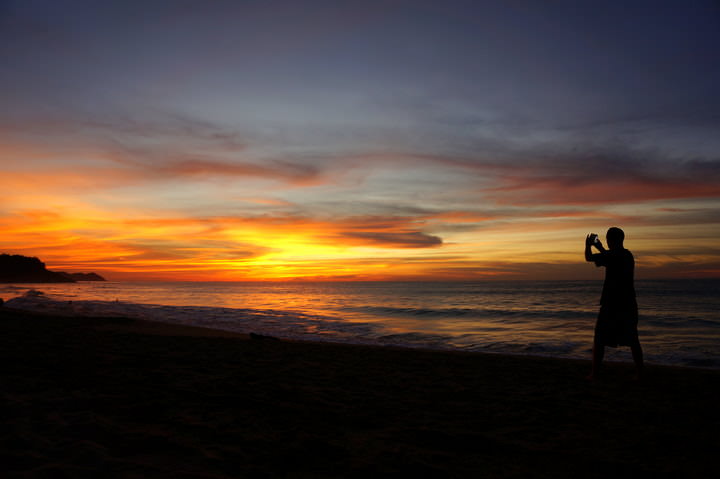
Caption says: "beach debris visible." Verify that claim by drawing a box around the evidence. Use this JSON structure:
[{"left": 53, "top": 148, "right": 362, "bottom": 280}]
[{"left": 250, "top": 332, "right": 280, "bottom": 342}]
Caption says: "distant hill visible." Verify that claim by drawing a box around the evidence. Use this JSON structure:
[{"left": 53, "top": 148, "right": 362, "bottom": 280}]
[
  {"left": 0, "top": 254, "right": 106, "bottom": 283},
  {"left": 57, "top": 272, "right": 106, "bottom": 282}
]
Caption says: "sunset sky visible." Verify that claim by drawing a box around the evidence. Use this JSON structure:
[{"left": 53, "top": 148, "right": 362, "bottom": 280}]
[{"left": 1, "top": 0, "right": 719, "bottom": 281}]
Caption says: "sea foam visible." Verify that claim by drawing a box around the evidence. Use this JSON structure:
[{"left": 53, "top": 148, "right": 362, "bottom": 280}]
[{"left": 5, "top": 291, "right": 385, "bottom": 344}]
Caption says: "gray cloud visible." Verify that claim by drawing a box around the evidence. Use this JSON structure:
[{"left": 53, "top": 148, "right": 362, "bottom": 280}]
[{"left": 339, "top": 231, "right": 443, "bottom": 249}]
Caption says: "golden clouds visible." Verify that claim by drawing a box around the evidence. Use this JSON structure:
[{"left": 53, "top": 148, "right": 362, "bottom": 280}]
[
  {"left": 2, "top": 189, "right": 720, "bottom": 281},
  {"left": 0, "top": 208, "right": 452, "bottom": 280}
]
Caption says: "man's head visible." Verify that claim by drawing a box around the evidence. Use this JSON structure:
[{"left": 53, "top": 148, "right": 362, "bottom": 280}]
[{"left": 606, "top": 227, "right": 625, "bottom": 250}]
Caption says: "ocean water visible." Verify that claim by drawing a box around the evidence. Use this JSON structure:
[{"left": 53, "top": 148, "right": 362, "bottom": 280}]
[{"left": 2, "top": 279, "right": 719, "bottom": 369}]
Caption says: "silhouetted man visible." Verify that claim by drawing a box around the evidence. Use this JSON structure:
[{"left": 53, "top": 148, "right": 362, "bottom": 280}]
[{"left": 585, "top": 227, "right": 643, "bottom": 380}]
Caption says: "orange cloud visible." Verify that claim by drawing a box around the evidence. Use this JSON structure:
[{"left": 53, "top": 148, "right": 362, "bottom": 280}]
[{"left": 108, "top": 153, "right": 327, "bottom": 186}]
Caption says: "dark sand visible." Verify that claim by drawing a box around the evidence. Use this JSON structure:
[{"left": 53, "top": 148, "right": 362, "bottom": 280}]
[{"left": 1, "top": 307, "right": 718, "bottom": 478}]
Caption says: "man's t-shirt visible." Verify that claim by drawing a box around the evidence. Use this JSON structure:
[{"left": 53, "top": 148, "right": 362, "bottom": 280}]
[{"left": 591, "top": 248, "right": 636, "bottom": 308}]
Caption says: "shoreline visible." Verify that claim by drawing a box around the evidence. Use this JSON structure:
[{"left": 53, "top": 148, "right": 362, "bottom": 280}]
[
  {"left": 2, "top": 306, "right": 719, "bottom": 477},
  {"left": 3, "top": 278, "right": 719, "bottom": 371},
  {"left": 4, "top": 300, "right": 718, "bottom": 372}
]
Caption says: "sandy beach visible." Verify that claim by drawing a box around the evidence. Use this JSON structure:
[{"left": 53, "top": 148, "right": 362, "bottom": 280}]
[{"left": 1, "top": 306, "right": 718, "bottom": 478}]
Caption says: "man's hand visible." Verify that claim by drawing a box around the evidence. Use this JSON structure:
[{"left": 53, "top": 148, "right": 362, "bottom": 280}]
[{"left": 586, "top": 234, "right": 606, "bottom": 251}]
